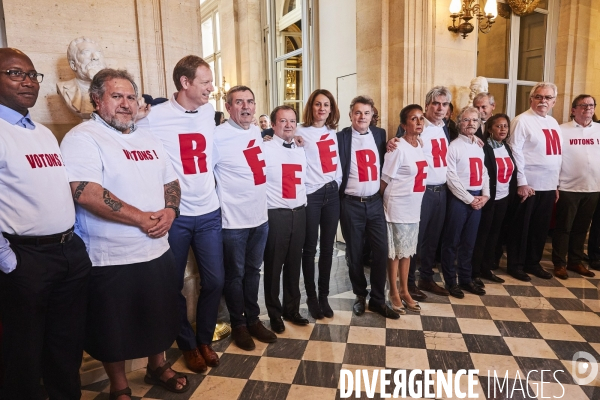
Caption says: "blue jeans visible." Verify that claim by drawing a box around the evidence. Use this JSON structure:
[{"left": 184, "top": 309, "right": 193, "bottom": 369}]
[
  {"left": 302, "top": 181, "right": 340, "bottom": 297},
  {"left": 168, "top": 208, "right": 224, "bottom": 349},
  {"left": 222, "top": 221, "right": 269, "bottom": 328},
  {"left": 441, "top": 191, "right": 482, "bottom": 286}
]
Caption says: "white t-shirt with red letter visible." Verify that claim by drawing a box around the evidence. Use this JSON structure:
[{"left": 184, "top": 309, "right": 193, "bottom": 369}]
[
  {"left": 420, "top": 120, "right": 448, "bottom": 185},
  {"left": 138, "top": 94, "right": 219, "bottom": 216},
  {"left": 0, "top": 119, "right": 75, "bottom": 235},
  {"left": 345, "top": 129, "right": 380, "bottom": 197},
  {"left": 558, "top": 120, "right": 600, "bottom": 192},
  {"left": 446, "top": 134, "right": 490, "bottom": 204},
  {"left": 60, "top": 117, "right": 177, "bottom": 266},
  {"left": 508, "top": 108, "right": 562, "bottom": 191},
  {"left": 263, "top": 135, "right": 307, "bottom": 209},
  {"left": 296, "top": 125, "right": 342, "bottom": 194},
  {"left": 493, "top": 145, "right": 514, "bottom": 200},
  {"left": 213, "top": 122, "right": 268, "bottom": 229},
  {"left": 381, "top": 138, "right": 428, "bottom": 223}
]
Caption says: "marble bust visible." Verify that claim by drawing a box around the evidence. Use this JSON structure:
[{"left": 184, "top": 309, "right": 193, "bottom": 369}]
[
  {"left": 469, "top": 76, "right": 489, "bottom": 101},
  {"left": 57, "top": 37, "right": 107, "bottom": 119}
]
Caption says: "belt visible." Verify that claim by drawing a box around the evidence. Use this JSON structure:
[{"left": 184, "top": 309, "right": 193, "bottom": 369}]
[
  {"left": 272, "top": 205, "right": 306, "bottom": 212},
  {"left": 426, "top": 184, "right": 446, "bottom": 192},
  {"left": 3, "top": 227, "right": 75, "bottom": 246},
  {"left": 344, "top": 192, "right": 381, "bottom": 202}
]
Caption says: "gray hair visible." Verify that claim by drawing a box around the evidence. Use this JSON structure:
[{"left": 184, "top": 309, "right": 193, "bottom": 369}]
[
  {"left": 425, "top": 86, "right": 452, "bottom": 106},
  {"left": 67, "top": 37, "right": 97, "bottom": 64},
  {"left": 473, "top": 92, "right": 495, "bottom": 106},
  {"left": 530, "top": 82, "right": 557, "bottom": 98},
  {"left": 89, "top": 68, "right": 138, "bottom": 109},
  {"left": 456, "top": 106, "right": 481, "bottom": 133},
  {"left": 349, "top": 95, "right": 374, "bottom": 111}
]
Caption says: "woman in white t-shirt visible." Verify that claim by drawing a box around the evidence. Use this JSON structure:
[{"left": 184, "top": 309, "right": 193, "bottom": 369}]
[
  {"left": 297, "top": 89, "right": 343, "bottom": 320},
  {"left": 472, "top": 114, "right": 516, "bottom": 285},
  {"left": 381, "top": 104, "right": 428, "bottom": 313}
]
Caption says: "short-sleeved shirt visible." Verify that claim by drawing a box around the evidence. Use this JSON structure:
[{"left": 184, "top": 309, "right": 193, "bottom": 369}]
[{"left": 295, "top": 125, "right": 342, "bottom": 194}]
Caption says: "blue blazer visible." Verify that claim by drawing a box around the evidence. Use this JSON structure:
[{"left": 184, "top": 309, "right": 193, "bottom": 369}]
[{"left": 336, "top": 126, "right": 387, "bottom": 195}]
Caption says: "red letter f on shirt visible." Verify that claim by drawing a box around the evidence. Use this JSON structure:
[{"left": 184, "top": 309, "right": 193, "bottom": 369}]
[{"left": 282, "top": 164, "right": 302, "bottom": 199}]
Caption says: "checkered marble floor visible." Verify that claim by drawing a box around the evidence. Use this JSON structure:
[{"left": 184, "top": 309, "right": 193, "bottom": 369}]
[{"left": 82, "top": 243, "right": 600, "bottom": 399}]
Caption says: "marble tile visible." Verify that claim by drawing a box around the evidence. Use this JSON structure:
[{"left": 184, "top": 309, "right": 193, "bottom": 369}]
[
  {"left": 522, "top": 309, "right": 569, "bottom": 324},
  {"left": 574, "top": 325, "right": 600, "bottom": 343},
  {"left": 420, "top": 316, "right": 462, "bottom": 333},
  {"left": 581, "top": 299, "right": 600, "bottom": 312},
  {"left": 238, "top": 380, "right": 290, "bottom": 399},
  {"left": 426, "top": 350, "right": 475, "bottom": 371},
  {"left": 264, "top": 338, "right": 308, "bottom": 359},
  {"left": 504, "top": 285, "right": 543, "bottom": 297},
  {"left": 432, "top": 370, "right": 487, "bottom": 399},
  {"left": 499, "top": 275, "right": 534, "bottom": 286},
  {"left": 471, "top": 353, "right": 522, "bottom": 377},
  {"left": 386, "top": 328, "right": 426, "bottom": 348},
  {"left": 285, "top": 384, "right": 337, "bottom": 400},
  {"left": 560, "top": 278, "right": 598, "bottom": 289},
  {"left": 385, "top": 314, "right": 423, "bottom": 331},
  {"left": 208, "top": 353, "right": 261, "bottom": 379},
  {"left": 292, "top": 360, "right": 342, "bottom": 388},
  {"left": 515, "top": 357, "right": 575, "bottom": 384},
  {"left": 487, "top": 306, "right": 530, "bottom": 322},
  {"left": 302, "top": 340, "right": 347, "bottom": 363},
  {"left": 478, "top": 377, "right": 537, "bottom": 400},
  {"left": 271, "top": 322, "right": 314, "bottom": 340},
  {"left": 512, "top": 296, "right": 555, "bottom": 309},
  {"left": 424, "top": 331, "right": 468, "bottom": 352},
  {"left": 339, "top": 364, "right": 387, "bottom": 393},
  {"left": 528, "top": 382, "right": 589, "bottom": 400},
  {"left": 342, "top": 343, "right": 386, "bottom": 367},
  {"left": 325, "top": 298, "right": 357, "bottom": 311},
  {"left": 189, "top": 376, "right": 247, "bottom": 400},
  {"left": 315, "top": 310, "right": 353, "bottom": 326},
  {"left": 457, "top": 318, "right": 501, "bottom": 336},
  {"left": 561, "top": 359, "right": 600, "bottom": 387},
  {"left": 347, "top": 326, "right": 386, "bottom": 346},
  {"left": 559, "top": 310, "right": 600, "bottom": 326},
  {"left": 547, "top": 297, "right": 593, "bottom": 311},
  {"left": 451, "top": 304, "right": 492, "bottom": 319},
  {"left": 463, "top": 334, "right": 512, "bottom": 355},
  {"left": 480, "top": 295, "right": 519, "bottom": 308},
  {"left": 350, "top": 310, "right": 387, "bottom": 328},
  {"left": 546, "top": 340, "right": 600, "bottom": 361},
  {"left": 533, "top": 323, "right": 586, "bottom": 342},
  {"left": 224, "top": 338, "right": 269, "bottom": 357},
  {"left": 494, "top": 321, "right": 543, "bottom": 339},
  {"left": 385, "top": 347, "right": 430, "bottom": 370},
  {"left": 249, "top": 357, "right": 301, "bottom": 384},
  {"left": 568, "top": 288, "right": 600, "bottom": 300},
  {"left": 419, "top": 302, "right": 456, "bottom": 318},
  {"left": 482, "top": 284, "right": 510, "bottom": 296},
  {"left": 309, "top": 324, "right": 350, "bottom": 343},
  {"left": 582, "top": 385, "right": 600, "bottom": 399},
  {"left": 503, "top": 337, "right": 558, "bottom": 359},
  {"left": 330, "top": 291, "right": 356, "bottom": 299},
  {"left": 448, "top": 293, "right": 484, "bottom": 305},
  {"left": 537, "top": 285, "right": 577, "bottom": 298}
]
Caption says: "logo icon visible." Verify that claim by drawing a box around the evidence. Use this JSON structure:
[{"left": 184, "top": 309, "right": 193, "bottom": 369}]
[{"left": 571, "top": 351, "right": 598, "bottom": 385}]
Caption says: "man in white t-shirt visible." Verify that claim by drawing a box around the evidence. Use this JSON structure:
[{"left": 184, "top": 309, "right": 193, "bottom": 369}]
[
  {"left": 213, "top": 86, "right": 277, "bottom": 351},
  {"left": 552, "top": 94, "right": 599, "bottom": 279},
  {"left": 138, "top": 55, "right": 223, "bottom": 372},
  {"left": 338, "top": 95, "right": 400, "bottom": 320},
  {"left": 0, "top": 48, "right": 93, "bottom": 400},
  {"left": 262, "top": 105, "right": 309, "bottom": 333},
  {"left": 507, "top": 82, "right": 562, "bottom": 281}
]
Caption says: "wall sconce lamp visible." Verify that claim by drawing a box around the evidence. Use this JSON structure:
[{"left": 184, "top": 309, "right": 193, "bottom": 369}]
[
  {"left": 448, "top": 0, "right": 498, "bottom": 39},
  {"left": 214, "top": 77, "right": 231, "bottom": 102}
]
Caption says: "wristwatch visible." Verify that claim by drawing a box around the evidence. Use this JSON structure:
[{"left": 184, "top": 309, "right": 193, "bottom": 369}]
[{"left": 166, "top": 205, "right": 180, "bottom": 218}]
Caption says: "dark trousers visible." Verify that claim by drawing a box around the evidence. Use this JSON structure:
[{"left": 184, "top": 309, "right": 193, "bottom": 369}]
[
  {"left": 589, "top": 197, "right": 600, "bottom": 263},
  {"left": 472, "top": 196, "right": 510, "bottom": 277},
  {"left": 409, "top": 186, "right": 447, "bottom": 286},
  {"left": 552, "top": 191, "right": 599, "bottom": 266},
  {"left": 168, "top": 209, "right": 225, "bottom": 349},
  {"left": 441, "top": 191, "right": 482, "bottom": 286},
  {"left": 0, "top": 234, "right": 91, "bottom": 400},
  {"left": 264, "top": 207, "right": 306, "bottom": 319},
  {"left": 302, "top": 182, "right": 340, "bottom": 297},
  {"left": 506, "top": 190, "right": 556, "bottom": 272},
  {"left": 223, "top": 222, "right": 269, "bottom": 328},
  {"left": 340, "top": 195, "right": 387, "bottom": 305}
]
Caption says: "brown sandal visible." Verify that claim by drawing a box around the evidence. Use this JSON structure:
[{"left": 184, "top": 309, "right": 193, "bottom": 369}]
[
  {"left": 109, "top": 387, "right": 132, "bottom": 400},
  {"left": 144, "top": 361, "right": 190, "bottom": 393}
]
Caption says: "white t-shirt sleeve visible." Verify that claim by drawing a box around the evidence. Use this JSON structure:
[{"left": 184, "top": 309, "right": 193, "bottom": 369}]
[
  {"left": 335, "top": 152, "right": 343, "bottom": 189},
  {"left": 481, "top": 165, "right": 490, "bottom": 198},
  {"left": 382, "top": 148, "right": 402, "bottom": 184},
  {"left": 60, "top": 133, "right": 103, "bottom": 185},
  {"left": 0, "top": 233, "right": 16, "bottom": 274},
  {"left": 508, "top": 119, "right": 528, "bottom": 187},
  {"left": 156, "top": 142, "right": 178, "bottom": 185},
  {"left": 446, "top": 143, "right": 474, "bottom": 204}
]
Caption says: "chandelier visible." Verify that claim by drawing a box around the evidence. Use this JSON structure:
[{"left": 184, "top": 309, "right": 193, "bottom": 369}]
[{"left": 448, "top": 0, "right": 498, "bottom": 39}]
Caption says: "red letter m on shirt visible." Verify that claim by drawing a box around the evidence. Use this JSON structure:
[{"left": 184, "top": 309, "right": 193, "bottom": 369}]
[{"left": 543, "top": 129, "right": 562, "bottom": 155}]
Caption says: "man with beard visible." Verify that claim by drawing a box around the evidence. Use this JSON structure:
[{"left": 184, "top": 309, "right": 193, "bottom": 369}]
[{"left": 57, "top": 37, "right": 107, "bottom": 118}]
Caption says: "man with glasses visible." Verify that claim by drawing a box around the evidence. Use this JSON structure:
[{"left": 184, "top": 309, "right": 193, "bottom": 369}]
[
  {"left": 553, "top": 95, "right": 600, "bottom": 279},
  {"left": 0, "top": 48, "right": 92, "bottom": 399},
  {"left": 507, "top": 82, "right": 562, "bottom": 281}
]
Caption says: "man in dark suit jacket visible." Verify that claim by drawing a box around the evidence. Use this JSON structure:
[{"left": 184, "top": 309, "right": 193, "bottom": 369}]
[{"left": 337, "top": 95, "right": 399, "bottom": 320}]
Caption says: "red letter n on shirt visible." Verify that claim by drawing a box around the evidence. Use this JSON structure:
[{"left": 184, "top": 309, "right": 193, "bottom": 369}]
[
  {"left": 469, "top": 158, "right": 483, "bottom": 186},
  {"left": 282, "top": 164, "right": 302, "bottom": 199},
  {"left": 179, "top": 133, "right": 207, "bottom": 174},
  {"left": 414, "top": 161, "right": 428, "bottom": 192},
  {"left": 356, "top": 149, "right": 377, "bottom": 181},
  {"left": 543, "top": 129, "right": 562, "bottom": 155},
  {"left": 431, "top": 139, "right": 448, "bottom": 168},
  {"left": 243, "top": 140, "right": 267, "bottom": 185},
  {"left": 316, "top": 134, "right": 337, "bottom": 173}
]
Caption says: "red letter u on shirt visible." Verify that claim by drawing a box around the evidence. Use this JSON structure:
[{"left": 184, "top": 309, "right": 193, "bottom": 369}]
[
  {"left": 431, "top": 138, "right": 448, "bottom": 168},
  {"left": 316, "top": 134, "right": 337, "bottom": 173},
  {"left": 543, "top": 129, "right": 562, "bottom": 155},
  {"left": 496, "top": 157, "right": 514, "bottom": 184},
  {"left": 282, "top": 164, "right": 302, "bottom": 199},
  {"left": 179, "top": 133, "right": 207, "bottom": 174},
  {"left": 243, "top": 139, "right": 267, "bottom": 185},
  {"left": 356, "top": 149, "right": 377, "bottom": 181},
  {"left": 469, "top": 158, "right": 483, "bottom": 186}
]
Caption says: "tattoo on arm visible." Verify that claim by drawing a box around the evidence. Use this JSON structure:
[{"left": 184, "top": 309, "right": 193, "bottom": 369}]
[
  {"left": 73, "top": 181, "right": 89, "bottom": 201},
  {"left": 102, "top": 189, "right": 123, "bottom": 212},
  {"left": 164, "top": 180, "right": 181, "bottom": 208}
]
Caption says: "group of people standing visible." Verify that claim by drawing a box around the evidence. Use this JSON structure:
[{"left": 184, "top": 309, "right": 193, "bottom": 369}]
[{"left": 1, "top": 46, "right": 599, "bottom": 400}]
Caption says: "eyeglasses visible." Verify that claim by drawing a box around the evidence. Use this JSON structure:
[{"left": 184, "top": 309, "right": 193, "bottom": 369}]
[
  {"left": 532, "top": 95, "right": 555, "bottom": 101},
  {"left": 575, "top": 103, "right": 596, "bottom": 109},
  {"left": 4, "top": 70, "right": 44, "bottom": 83}
]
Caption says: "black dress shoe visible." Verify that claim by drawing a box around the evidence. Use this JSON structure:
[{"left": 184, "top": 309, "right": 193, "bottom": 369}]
[
  {"left": 472, "top": 278, "right": 485, "bottom": 288},
  {"left": 446, "top": 284, "right": 464, "bottom": 299},
  {"left": 306, "top": 296, "right": 324, "bottom": 319},
  {"left": 269, "top": 317, "right": 285, "bottom": 333},
  {"left": 408, "top": 285, "right": 428, "bottom": 301},
  {"left": 524, "top": 265, "right": 552, "bottom": 279},
  {"left": 353, "top": 295, "right": 366, "bottom": 316},
  {"left": 319, "top": 295, "right": 334, "bottom": 318},
  {"left": 509, "top": 270, "right": 531, "bottom": 282},
  {"left": 367, "top": 301, "right": 400, "bottom": 319},
  {"left": 481, "top": 272, "right": 505, "bottom": 283},
  {"left": 247, "top": 321, "right": 278, "bottom": 343},
  {"left": 459, "top": 281, "right": 486, "bottom": 295},
  {"left": 283, "top": 312, "right": 309, "bottom": 326},
  {"left": 232, "top": 326, "right": 256, "bottom": 351}
]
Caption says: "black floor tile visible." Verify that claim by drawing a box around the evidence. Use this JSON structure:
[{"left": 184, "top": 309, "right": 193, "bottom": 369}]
[
  {"left": 208, "top": 353, "right": 261, "bottom": 379},
  {"left": 545, "top": 340, "right": 600, "bottom": 361},
  {"left": 546, "top": 297, "right": 592, "bottom": 312},
  {"left": 581, "top": 385, "right": 600, "bottom": 400},
  {"left": 421, "top": 316, "right": 462, "bottom": 333},
  {"left": 478, "top": 376, "right": 538, "bottom": 399},
  {"left": 211, "top": 336, "right": 233, "bottom": 353},
  {"left": 342, "top": 343, "right": 386, "bottom": 367},
  {"left": 504, "top": 285, "right": 543, "bottom": 297},
  {"left": 521, "top": 309, "right": 569, "bottom": 324},
  {"left": 529, "top": 275, "right": 563, "bottom": 287},
  {"left": 515, "top": 357, "right": 575, "bottom": 384},
  {"left": 573, "top": 325, "right": 600, "bottom": 343},
  {"left": 264, "top": 338, "right": 308, "bottom": 359},
  {"left": 292, "top": 360, "right": 342, "bottom": 388},
  {"left": 238, "top": 380, "right": 290, "bottom": 400},
  {"left": 426, "top": 350, "right": 474, "bottom": 371},
  {"left": 463, "top": 334, "right": 512, "bottom": 355},
  {"left": 568, "top": 288, "right": 599, "bottom": 300},
  {"left": 494, "top": 321, "right": 543, "bottom": 338},
  {"left": 309, "top": 324, "right": 350, "bottom": 343},
  {"left": 452, "top": 304, "right": 492, "bottom": 319},
  {"left": 386, "top": 328, "right": 426, "bottom": 349},
  {"left": 350, "top": 310, "right": 387, "bottom": 328},
  {"left": 481, "top": 295, "right": 519, "bottom": 308}
]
